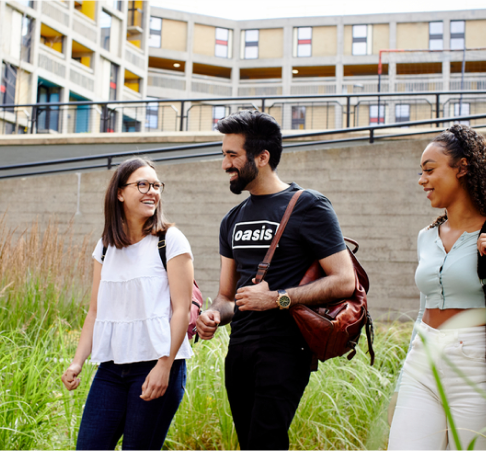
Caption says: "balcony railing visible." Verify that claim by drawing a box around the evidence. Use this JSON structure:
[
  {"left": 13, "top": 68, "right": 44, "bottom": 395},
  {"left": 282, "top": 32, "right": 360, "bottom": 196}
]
[{"left": 1, "top": 90, "right": 486, "bottom": 135}]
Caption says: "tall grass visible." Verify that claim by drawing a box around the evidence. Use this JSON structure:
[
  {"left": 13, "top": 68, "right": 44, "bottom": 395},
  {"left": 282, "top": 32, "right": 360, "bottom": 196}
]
[
  {"left": 0, "top": 217, "right": 92, "bottom": 331},
  {"left": 0, "top": 219, "right": 414, "bottom": 449},
  {"left": 166, "top": 322, "right": 412, "bottom": 450}
]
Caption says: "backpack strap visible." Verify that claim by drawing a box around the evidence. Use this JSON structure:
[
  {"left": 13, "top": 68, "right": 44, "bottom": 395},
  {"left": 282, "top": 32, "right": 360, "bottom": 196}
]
[
  {"left": 101, "top": 233, "right": 168, "bottom": 269},
  {"left": 101, "top": 245, "right": 107, "bottom": 262},
  {"left": 158, "top": 231, "right": 167, "bottom": 270}
]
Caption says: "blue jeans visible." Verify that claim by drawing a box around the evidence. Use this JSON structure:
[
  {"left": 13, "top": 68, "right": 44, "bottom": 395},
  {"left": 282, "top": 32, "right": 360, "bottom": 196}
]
[{"left": 76, "top": 359, "right": 186, "bottom": 450}]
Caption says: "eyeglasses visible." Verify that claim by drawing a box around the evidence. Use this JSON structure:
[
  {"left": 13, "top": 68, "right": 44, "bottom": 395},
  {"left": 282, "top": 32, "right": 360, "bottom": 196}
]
[{"left": 122, "top": 180, "right": 165, "bottom": 194}]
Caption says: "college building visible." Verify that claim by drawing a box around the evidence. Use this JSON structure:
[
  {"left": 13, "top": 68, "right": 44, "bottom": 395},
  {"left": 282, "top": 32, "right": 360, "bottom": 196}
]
[
  {"left": 0, "top": 0, "right": 149, "bottom": 134},
  {"left": 1, "top": 1, "right": 486, "bottom": 133}
]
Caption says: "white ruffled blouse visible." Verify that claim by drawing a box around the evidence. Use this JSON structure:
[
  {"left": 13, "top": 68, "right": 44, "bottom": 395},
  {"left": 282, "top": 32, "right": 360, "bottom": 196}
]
[{"left": 91, "top": 227, "right": 194, "bottom": 364}]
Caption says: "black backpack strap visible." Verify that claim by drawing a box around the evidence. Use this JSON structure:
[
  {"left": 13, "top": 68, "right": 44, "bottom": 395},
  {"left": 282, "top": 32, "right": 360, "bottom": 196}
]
[
  {"left": 158, "top": 231, "right": 167, "bottom": 270},
  {"left": 101, "top": 245, "right": 107, "bottom": 262}
]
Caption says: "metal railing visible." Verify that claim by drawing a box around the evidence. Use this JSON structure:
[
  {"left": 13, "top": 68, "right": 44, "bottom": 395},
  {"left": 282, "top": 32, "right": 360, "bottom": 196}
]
[
  {"left": 1, "top": 90, "right": 486, "bottom": 135},
  {"left": 1, "top": 112, "right": 486, "bottom": 180}
]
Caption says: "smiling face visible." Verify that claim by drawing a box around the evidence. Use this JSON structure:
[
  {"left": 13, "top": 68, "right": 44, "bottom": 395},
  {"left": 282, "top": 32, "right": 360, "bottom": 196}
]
[
  {"left": 418, "top": 143, "right": 467, "bottom": 209},
  {"left": 222, "top": 133, "right": 259, "bottom": 194},
  {"left": 117, "top": 166, "right": 161, "bottom": 221}
]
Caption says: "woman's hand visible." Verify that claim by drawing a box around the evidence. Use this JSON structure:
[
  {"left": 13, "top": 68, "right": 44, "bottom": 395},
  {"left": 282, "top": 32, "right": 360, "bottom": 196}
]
[
  {"left": 478, "top": 233, "right": 486, "bottom": 257},
  {"left": 62, "top": 363, "right": 82, "bottom": 391},
  {"left": 140, "top": 360, "right": 171, "bottom": 401}
]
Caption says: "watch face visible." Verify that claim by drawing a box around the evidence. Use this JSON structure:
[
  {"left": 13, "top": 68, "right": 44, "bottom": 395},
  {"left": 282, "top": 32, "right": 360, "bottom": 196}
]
[{"left": 279, "top": 295, "right": 291, "bottom": 308}]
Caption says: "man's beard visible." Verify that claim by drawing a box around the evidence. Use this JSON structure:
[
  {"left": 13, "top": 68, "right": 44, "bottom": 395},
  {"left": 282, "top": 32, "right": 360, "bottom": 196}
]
[{"left": 228, "top": 158, "right": 258, "bottom": 194}]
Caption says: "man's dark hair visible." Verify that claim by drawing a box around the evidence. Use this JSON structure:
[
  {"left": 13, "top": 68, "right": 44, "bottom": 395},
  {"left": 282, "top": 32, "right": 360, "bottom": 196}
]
[{"left": 216, "top": 110, "right": 283, "bottom": 170}]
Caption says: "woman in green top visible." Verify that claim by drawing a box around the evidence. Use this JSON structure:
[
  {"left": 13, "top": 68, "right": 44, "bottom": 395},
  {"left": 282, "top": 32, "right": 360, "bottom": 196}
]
[{"left": 389, "top": 124, "right": 486, "bottom": 450}]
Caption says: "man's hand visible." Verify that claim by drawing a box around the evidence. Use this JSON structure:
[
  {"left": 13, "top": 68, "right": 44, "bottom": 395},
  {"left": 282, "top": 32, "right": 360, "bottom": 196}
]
[
  {"left": 235, "top": 279, "right": 278, "bottom": 312},
  {"left": 196, "top": 310, "right": 221, "bottom": 340}
]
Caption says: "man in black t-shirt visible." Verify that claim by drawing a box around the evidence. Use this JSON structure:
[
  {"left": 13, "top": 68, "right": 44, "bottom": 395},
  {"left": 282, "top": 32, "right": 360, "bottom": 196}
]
[{"left": 196, "top": 110, "right": 355, "bottom": 451}]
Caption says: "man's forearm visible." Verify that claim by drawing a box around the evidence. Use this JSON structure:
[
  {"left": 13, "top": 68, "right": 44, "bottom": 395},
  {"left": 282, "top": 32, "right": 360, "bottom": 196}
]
[
  {"left": 207, "top": 295, "right": 235, "bottom": 326},
  {"left": 284, "top": 274, "right": 355, "bottom": 307}
]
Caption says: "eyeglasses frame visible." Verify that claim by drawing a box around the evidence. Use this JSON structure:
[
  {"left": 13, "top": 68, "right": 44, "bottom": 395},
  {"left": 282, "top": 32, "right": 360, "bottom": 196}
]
[{"left": 122, "top": 180, "right": 165, "bottom": 194}]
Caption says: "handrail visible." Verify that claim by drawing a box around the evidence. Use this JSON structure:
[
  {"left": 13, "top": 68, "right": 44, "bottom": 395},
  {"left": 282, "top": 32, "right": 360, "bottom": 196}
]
[
  {"left": 1, "top": 90, "right": 486, "bottom": 110},
  {"left": 1, "top": 113, "right": 486, "bottom": 180}
]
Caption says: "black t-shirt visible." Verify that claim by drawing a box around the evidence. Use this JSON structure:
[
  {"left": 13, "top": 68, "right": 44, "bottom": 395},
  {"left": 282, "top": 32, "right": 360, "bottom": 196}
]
[{"left": 219, "top": 182, "right": 346, "bottom": 345}]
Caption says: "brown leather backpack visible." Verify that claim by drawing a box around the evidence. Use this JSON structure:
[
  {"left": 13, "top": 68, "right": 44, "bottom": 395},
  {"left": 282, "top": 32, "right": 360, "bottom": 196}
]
[{"left": 255, "top": 190, "right": 375, "bottom": 368}]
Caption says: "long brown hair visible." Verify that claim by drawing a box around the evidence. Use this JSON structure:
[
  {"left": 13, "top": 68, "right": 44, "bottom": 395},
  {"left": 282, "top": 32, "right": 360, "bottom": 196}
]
[
  {"left": 429, "top": 125, "right": 486, "bottom": 229},
  {"left": 102, "top": 157, "right": 173, "bottom": 248}
]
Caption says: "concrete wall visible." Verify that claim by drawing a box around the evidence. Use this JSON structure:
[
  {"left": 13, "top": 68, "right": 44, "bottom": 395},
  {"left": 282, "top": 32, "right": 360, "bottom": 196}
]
[
  {"left": 396, "top": 22, "right": 428, "bottom": 49},
  {"left": 259, "top": 28, "right": 284, "bottom": 59},
  {"left": 0, "top": 138, "right": 441, "bottom": 322},
  {"left": 193, "top": 24, "right": 215, "bottom": 57},
  {"left": 312, "top": 26, "right": 337, "bottom": 57},
  {"left": 373, "top": 24, "right": 389, "bottom": 55},
  {"left": 161, "top": 19, "right": 187, "bottom": 52},
  {"left": 466, "top": 20, "right": 486, "bottom": 48}
]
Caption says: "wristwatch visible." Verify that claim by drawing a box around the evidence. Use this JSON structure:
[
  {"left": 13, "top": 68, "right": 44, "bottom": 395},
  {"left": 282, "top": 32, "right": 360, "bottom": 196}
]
[{"left": 276, "top": 290, "right": 291, "bottom": 309}]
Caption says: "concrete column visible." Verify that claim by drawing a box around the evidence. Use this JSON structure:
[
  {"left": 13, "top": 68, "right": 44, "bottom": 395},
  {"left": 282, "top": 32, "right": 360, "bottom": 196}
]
[
  {"left": 61, "top": 39, "right": 72, "bottom": 134},
  {"left": 231, "top": 27, "right": 240, "bottom": 98},
  {"left": 281, "top": 25, "right": 293, "bottom": 96},
  {"left": 185, "top": 17, "right": 194, "bottom": 96},
  {"left": 280, "top": 25, "right": 293, "bottom": 130},
  {"left": 336, "top": 23, "right": 344, "bottom": 94},
  {"left": 442, "top": 18, "right": 451, "bottom": 92},
  {"left": 388, "top": 21, "right": 397, "bottom": 93}
]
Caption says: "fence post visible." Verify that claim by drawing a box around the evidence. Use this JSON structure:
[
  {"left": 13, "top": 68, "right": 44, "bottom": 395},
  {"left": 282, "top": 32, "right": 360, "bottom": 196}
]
[
  {"left": 179, "top": 101, "right": 185, "bottom": 131},
  {"left": 370, "top": 128, "right": 374, "bottom": 144},
  {"left": 31, "top": 106, "right": 36, "bottom": 134},
  {"left": 107, "top": 156, "right": 112, "bottom": 170},
  {"left": 436, "top": 94, "right": 440, "bottom": 128},
  {"left": 346, "top": 96, "right": 351, "bottom": 128},
  {"left": 102, "top": 104, "right": 109, "bottom": 133},
  {"left": 261, "top": 98, "right": 265, "bottom": 113}
]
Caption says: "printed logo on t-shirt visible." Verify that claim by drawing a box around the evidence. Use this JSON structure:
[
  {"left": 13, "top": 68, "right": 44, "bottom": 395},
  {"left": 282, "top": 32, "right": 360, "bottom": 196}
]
[{"left": 232, "top": 220, "right": 280, "bottom": 249}]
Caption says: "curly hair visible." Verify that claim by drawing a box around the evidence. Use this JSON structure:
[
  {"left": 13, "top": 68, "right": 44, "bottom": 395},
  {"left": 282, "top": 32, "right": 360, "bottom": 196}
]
[{"left": 428, "top": 124, "right": 486, "bottom": 228}]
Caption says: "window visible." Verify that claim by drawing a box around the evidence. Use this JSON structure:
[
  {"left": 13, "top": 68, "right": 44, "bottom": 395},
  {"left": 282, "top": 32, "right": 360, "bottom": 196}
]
[
  {"left": 37, "top": 83, "right": 60, "bottom": 132},
  {"left": 122, "top": 115, "right": 141, "bottom": 132},
  {"left": 149, "top": 17, "right": 162, "bottom": 48},
  {"left": 369, "top": 104, "right": 385, "bottom": 125},
  {"left": 1, "top": 63, "right": 17, "bottom": 111},
  {"left": 40, "top": 23, "right": 64, "bottom": 54},
  {"left": 69, "top": 94, "right": 90, "bottom": 133},
  {"left": 292, "top": 106, "right": 306, "bottom": 130},
  {"left": 145, "top": 98, "right": 158, "bottom": 130},
  {"left": 429, "top": 21, "right": 443, "bottom": 50},
  {"left": 21, "top": 16, "right": 33, "bottom": 62},
  {"left": 395, "top": 104, "right": 410, "bottom": 123},
  {"left": 450, "top": 21, "right": 465, "bottom": 50},
  {"left": 212, "top": 106, "right": 226, "bottom": 130},
  {"left": 113, "top": 1, "right": 122, "bottom": 11},
  {"left": 296, "top": 27, "right": 312, "bottom": 57},
  {"left": 215, "top": 28, "right": 229, "bottom": 58},
  {"left": 110, "top": 63, "right": 118, "bottom": 101},
  {"left": 244, "top": 30, "right": 259, "bottom": 59},
  {"left": 124, "top": 69, "right": 140, "bottom": 93},
  {"left": 16, "top": 0, "right": 34, "bottom": 8},
  {"left": 454, "top": 102, "right": 470, "bottom": 125},
  {"left": 72, "top": 40, "right": 93, "bottom": 68},
  {"left": 100, "top": 10, "right": 112, "bottom": 51},
  {"left": 352, "top": 25, "right": 371, "bottom": 56},
  {"left": 128, "top": 1, "right": 143, "bottom": 28}
]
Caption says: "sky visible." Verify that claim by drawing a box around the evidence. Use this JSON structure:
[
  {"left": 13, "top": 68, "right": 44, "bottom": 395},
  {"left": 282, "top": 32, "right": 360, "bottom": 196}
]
[{"left": 150, "top": 0, "right": 486, "bottom": 20}]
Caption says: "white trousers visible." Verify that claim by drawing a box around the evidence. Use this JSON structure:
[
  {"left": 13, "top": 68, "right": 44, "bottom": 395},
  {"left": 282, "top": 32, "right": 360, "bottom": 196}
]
[{"left": 389, "top": 322, "right": 486, "bottom": 450}]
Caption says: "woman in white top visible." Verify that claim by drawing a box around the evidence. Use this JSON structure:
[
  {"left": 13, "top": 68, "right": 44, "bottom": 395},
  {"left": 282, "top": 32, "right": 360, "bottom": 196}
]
[
  {"left": 61, "top": 157, "right": 194, "bottom": 450},
  {"left": 388, "top": 125, "right": 486, "bottom": 449}
]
